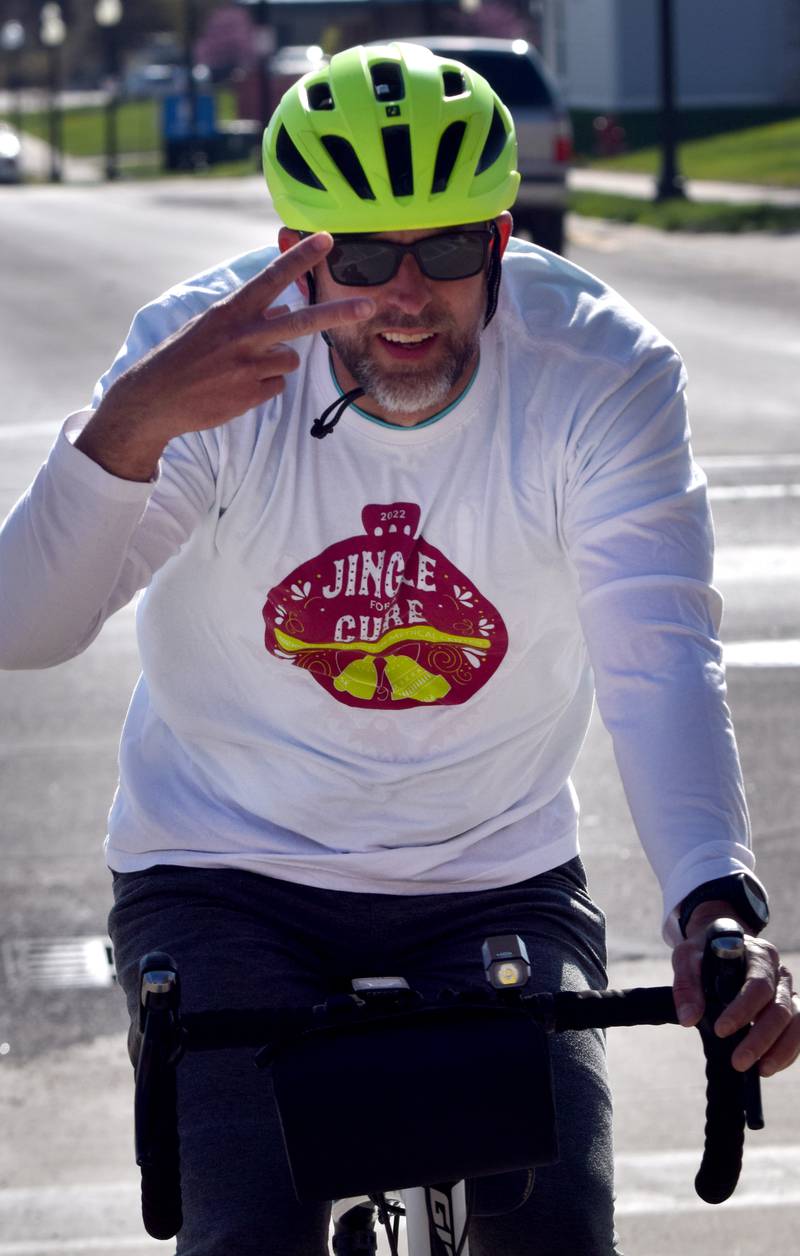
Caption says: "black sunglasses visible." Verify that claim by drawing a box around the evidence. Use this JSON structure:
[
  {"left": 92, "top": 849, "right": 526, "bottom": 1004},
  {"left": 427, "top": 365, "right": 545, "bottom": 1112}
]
[{"left": 311, "top": 228, "right": 495, "bottom": 287}]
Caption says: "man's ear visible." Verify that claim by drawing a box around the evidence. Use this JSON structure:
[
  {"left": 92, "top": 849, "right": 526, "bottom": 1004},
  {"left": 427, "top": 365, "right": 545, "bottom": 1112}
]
[
  {"left": 494, "top": 211, "right": 513, "bottom": 256},
  {"left": 278, "top": 227, "right": 309, "bottom": 298}
]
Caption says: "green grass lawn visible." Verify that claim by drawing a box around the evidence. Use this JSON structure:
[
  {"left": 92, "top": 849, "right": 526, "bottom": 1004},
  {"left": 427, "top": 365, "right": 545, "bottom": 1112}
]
[
  {"left": 568, "top": 190, "right": 800, "bottom": 233},
  {"left": 15, "top": 99, "right": 161, "bottom": 157},
  {"left": 5, "top": 92, "right": 238, "bottom": 162},
  {"left": 587, "top": 115, "right": 800, "bottom": 187}
]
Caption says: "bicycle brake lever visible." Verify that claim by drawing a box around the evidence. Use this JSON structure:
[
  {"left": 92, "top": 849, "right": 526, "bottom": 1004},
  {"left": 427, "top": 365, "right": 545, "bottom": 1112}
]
[
  {"left": 699, "top": 919, "right": 764, "bottom": 1132},
  {"left": 694, "top": 918, "right": 765, "bottom": 1204}
]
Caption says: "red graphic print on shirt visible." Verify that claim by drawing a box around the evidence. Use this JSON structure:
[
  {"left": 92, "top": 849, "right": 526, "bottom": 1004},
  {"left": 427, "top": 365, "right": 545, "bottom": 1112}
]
[{"left": 262, "top": 503, "right": 508, "bottom": 709}]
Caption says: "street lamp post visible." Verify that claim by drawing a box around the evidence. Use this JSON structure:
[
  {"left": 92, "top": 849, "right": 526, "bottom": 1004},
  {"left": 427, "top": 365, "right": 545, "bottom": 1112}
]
[
  {"left": 183, "top": 0, "right": 199, "bottom": 166},
  {"left": 39, "top": 3, "right": 67, "bottom": 185},
  {"left": 655, "top": 0, "right": 686, "bottom": 201},
  {"left": 255, "top": 2, "right": 273, "bottom": 129},
  {"left": 0, "top": 19, "right": 26, "bottom": 136},
  {"left": 94, "top": 0, "right": 123, "bottom": 181}
]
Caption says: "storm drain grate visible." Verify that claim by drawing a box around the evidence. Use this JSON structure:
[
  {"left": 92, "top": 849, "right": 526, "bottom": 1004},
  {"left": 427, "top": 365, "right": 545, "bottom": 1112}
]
[{"left": 2, "top": 936, "right": 117, "bottom": 989}]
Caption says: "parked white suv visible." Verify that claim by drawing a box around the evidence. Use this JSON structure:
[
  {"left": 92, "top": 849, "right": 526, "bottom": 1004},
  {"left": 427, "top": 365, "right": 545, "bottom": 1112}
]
[
  {"left": 0, "top": 122, "right": 22, "bottom": 184},
  {"left": 405, "top": 36, "right": 572, "bottom": 254}
]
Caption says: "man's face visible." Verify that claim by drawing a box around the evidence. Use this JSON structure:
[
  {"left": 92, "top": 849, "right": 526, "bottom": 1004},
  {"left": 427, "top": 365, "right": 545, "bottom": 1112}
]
[{"left": 279, "top": 215, "right": 511, "bottom": 425}]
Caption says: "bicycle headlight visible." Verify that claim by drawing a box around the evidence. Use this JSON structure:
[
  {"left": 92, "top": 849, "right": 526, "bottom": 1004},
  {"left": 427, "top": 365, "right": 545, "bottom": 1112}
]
[
  {"left": 495, "top": 960, "right": 527, "bottom": 987},
  {"left": 482, "top": 934, "right": 531, "bottom": 990}
]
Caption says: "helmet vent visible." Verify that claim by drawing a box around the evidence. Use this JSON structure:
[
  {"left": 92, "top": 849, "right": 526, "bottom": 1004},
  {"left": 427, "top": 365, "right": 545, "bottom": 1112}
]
[
  {"left": 275, "top": 125, "right": 325, "bottom": 190},
  {"left": 320, "top": 135, "right": 376, "bottom": 200},
  {"left": 431, "top": 121, "right": 467, "bottom": 194},
  {"left": 307, "top": 81, "right": 335, "bottom": 111},
  {"left": 381, "top": 125, "right": 413, "bottom": 198},
  {"left": 442, "top": 69, "right": 467, "bottom": 98},
  {"left": 475, "top": 106, "right": 508, "bottom": 176},
  {"left": 370, "top": 61, "right": 405, "bottom": 102}
]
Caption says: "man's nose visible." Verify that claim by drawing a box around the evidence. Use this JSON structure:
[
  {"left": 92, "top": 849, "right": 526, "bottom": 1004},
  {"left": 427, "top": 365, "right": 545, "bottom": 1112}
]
[{"left": 380, "top": 252, "right": 432, "bottom": 314}]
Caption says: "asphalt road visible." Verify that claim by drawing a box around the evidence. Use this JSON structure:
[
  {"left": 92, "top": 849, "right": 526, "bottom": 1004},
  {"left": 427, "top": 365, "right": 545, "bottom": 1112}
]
[{"left": 0, "top": 180, "right": 798, "bottom": 1254}]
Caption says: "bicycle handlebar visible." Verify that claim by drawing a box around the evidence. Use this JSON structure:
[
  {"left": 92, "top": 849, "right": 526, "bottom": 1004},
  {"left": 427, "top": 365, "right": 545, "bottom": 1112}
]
[{"left": 133, "top": 919, "right": 761, "bottom": 1239}]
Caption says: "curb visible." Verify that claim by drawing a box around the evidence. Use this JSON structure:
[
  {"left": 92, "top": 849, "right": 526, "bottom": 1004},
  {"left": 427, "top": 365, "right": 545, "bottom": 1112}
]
[{"left": 570, "top": 167, "right": 800, "bottom": 207}]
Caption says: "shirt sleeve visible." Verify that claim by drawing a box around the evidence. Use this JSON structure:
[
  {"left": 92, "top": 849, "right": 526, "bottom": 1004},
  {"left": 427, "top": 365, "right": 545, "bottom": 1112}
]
[
  {"left": 0, "top": 294, "right": 217, "bottom": 671},
  {"left": 560, "top": 345, "right": 760, "bottom": 946}
]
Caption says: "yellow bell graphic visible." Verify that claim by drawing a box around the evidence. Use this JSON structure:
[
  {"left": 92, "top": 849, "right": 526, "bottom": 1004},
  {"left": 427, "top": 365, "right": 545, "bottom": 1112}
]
[
  {"left": 384, "top": 655, "right": 451, "bottom": 703},
  {"left": 334, "top": 656, "right": 379, "bottom": 701}
]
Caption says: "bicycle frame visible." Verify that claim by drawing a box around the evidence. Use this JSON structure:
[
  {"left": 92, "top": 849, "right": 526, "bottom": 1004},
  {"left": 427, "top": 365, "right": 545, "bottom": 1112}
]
[
  {"left": 334, "top": 1183, "right": 470, "bottom": 1256},
  {"left": 404, "top": 1183, "right": 470, "bottom": 1256}
]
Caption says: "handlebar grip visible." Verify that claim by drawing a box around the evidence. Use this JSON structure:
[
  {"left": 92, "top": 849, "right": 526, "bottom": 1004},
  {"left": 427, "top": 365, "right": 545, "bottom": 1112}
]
[
  {"left": 135, "top": 952, "right": 183, "bottom": 1239},
  {"left": 140, "top": 1158, "right": 183, "bottom": 1241},
  {"left": 136, "top": 1044, "right": 183, "bottom": 1238},
  {"left": 694, "top": 918, "right": 756, "bottom": 1204}
]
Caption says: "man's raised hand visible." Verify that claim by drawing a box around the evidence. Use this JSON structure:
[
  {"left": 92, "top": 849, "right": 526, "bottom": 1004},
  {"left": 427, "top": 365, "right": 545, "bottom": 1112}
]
[{"left": 76, "top": 234, "right": 374, "bottom": 481}]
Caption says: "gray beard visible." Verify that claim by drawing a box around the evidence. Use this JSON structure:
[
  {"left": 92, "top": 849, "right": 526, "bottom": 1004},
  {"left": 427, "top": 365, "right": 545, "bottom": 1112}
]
[{"left": 328, "top": 320, "right": 481, "bottom": 416}]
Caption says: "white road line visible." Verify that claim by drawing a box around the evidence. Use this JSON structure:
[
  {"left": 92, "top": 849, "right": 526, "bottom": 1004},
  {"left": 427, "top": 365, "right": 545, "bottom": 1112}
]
[
  {"left": 699, "top": 453, "right": 800, "bottom": 472},
  {"left": 0, "top": 422, "right": 62, "bottom": 441},
  {"left": 614, "top": 1143, "right": 800, "bottom": 1216},
  {"left": 2, "top": 1146, "right": 799, "bottom": 1251},
  {"left": 0, "top": 1241, "right": 169, "bottom": 1254},
  {"left": 708, "top": 483, "right": 800, "bottom": 501},
  {"left": 714, "top": 544, "right": 800, "bottom": 581},
  {"left": 724, "top": 639, "right": 800, "bottom": 668}
]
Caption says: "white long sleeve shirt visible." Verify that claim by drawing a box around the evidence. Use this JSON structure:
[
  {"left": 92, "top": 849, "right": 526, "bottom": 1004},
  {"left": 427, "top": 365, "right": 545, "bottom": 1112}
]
[{"left": 0, "top": 238, "right": 756, "bottom": 944}]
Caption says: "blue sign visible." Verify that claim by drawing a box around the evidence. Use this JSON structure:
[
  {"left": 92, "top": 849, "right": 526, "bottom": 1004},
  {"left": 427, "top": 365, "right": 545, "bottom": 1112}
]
[{"left": 163, "top": 94, "right": 216, "bottom": 140}]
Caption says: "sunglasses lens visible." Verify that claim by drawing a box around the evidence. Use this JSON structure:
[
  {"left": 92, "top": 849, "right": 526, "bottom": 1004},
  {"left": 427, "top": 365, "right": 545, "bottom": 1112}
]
[
  {"left": 327, "top": 240, "right": 397, "bottom": 286},
  {"left": 326, "top": 231, "right": 490, "bottom": 286},
  {"left": 417, "top": 232, "right": 488, "bottom": 279}
]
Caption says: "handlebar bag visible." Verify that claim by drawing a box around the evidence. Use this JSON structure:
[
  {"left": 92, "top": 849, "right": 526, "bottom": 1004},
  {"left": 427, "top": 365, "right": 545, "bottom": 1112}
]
[{"left": 268, "top": 1001, "right": 558, "bottom": 1203}]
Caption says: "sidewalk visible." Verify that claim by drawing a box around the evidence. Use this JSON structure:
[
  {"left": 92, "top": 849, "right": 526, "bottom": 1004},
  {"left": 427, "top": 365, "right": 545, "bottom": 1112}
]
[
  {"left": 17, "top": 130, "right": 102, "bottom": 184},
  {"left": 570, "top": 165, "right": 800, "bottom": 207}
]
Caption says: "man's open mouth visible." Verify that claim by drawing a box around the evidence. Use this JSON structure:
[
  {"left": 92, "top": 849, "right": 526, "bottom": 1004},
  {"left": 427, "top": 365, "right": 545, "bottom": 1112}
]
[{"left": 377, "top": 331, "right": 438, "bottom": 357}]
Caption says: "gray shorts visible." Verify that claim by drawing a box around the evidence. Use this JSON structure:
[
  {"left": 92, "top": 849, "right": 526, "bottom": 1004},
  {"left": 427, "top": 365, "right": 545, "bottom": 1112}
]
[{"left": 109, "top": 857, "right": 621, "bottom": 1255}]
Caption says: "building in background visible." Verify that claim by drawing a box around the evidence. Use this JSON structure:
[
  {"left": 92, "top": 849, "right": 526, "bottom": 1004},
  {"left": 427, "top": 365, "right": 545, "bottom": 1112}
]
[{"left": 535, "top": 0, "right": 800, "bottom": 148}]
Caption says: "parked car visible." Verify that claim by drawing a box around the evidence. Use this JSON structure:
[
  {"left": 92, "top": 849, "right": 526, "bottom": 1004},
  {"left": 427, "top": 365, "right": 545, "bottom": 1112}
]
[
  {"left": 403, "top": 36, "right": 573, "bottom": 254},
  {"left": 0, "top": 122, "right": 22, "bottom": 183},
  {"left": 123, "top": 61, "right": 211, "bottom": 100}
]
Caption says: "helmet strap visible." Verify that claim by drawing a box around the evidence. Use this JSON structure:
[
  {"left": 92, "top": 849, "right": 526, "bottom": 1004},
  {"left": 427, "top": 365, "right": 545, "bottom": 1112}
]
[
  {"left": 310, "top": 385, "right": 365, "bottom": 439},
  {"left": 483, "top": 221, "right": 503, "bottom": 328},
  {"left": 305, "top": 269, "right": 333, "bottom": 347}
]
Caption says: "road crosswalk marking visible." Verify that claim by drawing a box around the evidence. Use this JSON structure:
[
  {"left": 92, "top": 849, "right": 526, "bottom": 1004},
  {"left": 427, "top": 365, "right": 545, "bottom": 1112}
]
[
  {"left": 1, "top": 1145, "right": 799, "bottom": 1252},
  {"left": 615, "top": 1143, "right": 800, "bottom": 1215},
  {"left": 714, "top": 544, "right": 799, "bottom": 581},
  {"left": 708, "top": 483, "right": 800, "bottom": 500},
  {"left": 699, "top": 453, "right": 800, "bottom": 472},
  {"left": 0, "top": 422, "right": 63, "bottom": 441},
  {"left": 0, "top": 1242, "right": 169, "bottom": 1254},
  {"left": 724, "top": 639, "right": 800, "bottom": 668}
]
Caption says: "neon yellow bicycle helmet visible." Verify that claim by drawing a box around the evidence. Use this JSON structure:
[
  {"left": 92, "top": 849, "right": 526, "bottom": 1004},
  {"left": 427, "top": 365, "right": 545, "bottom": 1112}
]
[{"left": 263, "top": 41, "right": 520, "bottom": 232}]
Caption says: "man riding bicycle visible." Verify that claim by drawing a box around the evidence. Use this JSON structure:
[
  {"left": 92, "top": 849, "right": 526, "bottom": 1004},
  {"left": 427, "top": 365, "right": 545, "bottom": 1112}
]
[{"left": 0, "top": 41, "right": 797, "bottom": 1256}]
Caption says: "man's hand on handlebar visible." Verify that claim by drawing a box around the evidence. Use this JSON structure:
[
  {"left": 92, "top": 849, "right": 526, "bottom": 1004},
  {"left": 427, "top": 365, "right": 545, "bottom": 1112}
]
[{"left": 672, "top": 906, "right": 800, "bottom": 1077}]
